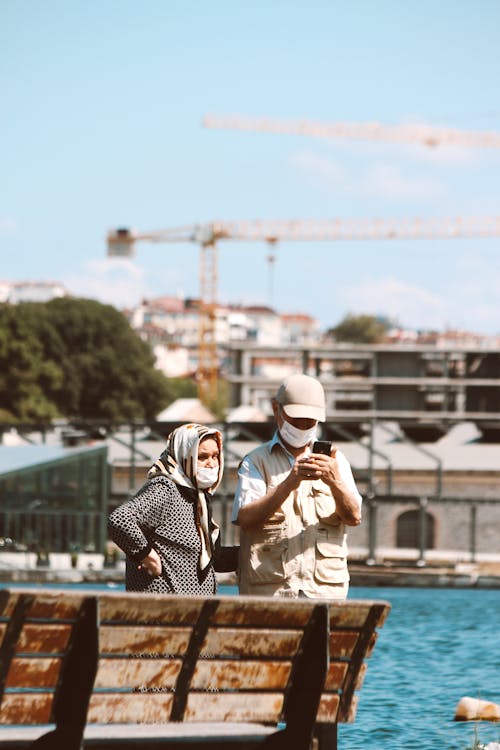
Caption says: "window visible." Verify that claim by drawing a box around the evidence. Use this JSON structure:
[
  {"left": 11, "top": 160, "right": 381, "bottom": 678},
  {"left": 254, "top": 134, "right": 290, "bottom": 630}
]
[{"left": 396, "top": 509, "right": 435, "bottom": 549}]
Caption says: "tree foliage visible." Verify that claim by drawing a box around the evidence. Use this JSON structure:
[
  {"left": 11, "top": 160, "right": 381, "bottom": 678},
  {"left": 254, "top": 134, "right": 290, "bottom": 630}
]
[
  {"left": 328, "top": 313, "right": 392, "bottom": 343},
  {"left": 0, "top": 298, "right": 173, "bottom": 423}
]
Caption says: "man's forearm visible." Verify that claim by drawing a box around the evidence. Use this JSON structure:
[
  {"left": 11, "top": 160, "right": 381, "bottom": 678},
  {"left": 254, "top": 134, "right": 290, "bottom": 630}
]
[
  {"left": 328, "top": 479, "right": 362, "bottom": 526},
  {"left": 237, "top": 474, "right": 297, "bottom": 530}
]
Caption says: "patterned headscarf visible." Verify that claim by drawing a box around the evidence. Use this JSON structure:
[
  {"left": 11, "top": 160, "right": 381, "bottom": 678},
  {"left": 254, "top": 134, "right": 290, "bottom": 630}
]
[{"left": 148, "top": 423, "right": 223, "bottom": 570}]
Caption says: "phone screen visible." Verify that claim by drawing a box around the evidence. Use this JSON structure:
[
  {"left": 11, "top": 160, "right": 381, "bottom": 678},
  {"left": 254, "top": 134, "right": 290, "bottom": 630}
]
[{"left": 312, "top": 441, "right": 332, "bottom": 455}]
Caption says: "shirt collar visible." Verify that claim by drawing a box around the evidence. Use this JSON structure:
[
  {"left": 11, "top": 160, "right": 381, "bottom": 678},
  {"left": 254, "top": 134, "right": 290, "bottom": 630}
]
[{"left": 269, "top": 430, "right": 294, "bottom": 459}]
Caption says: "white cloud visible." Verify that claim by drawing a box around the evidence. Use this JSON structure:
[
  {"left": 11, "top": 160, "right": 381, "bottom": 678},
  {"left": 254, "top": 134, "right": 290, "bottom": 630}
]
[
  {"left": 339, "top": 270, "right": 500, "bottom": 335},
  {"left": 63, "top": 259, "right": 151, "bottom": 309},
  {"left": 290, "top": 150, "right": 445, "bottom": 200},
  {"left": 0, "top": 216, "right": 17, "bottom": 234},
  {"left": 361, "top": 164, "right": 445, "bottom": 200},
  {"left": 290, "top": 150, "right": 347, "bottom": 185},
  {"left": 340, "top": 277, "right": 446, "bottom": 330}
]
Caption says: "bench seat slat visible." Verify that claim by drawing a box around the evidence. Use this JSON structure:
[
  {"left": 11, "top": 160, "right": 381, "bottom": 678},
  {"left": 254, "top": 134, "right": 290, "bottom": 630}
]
[
  {"left": 2, "top": 589, "right": 85, "bottom": 620},
  {"left": 88, "top": 693, "right": 174, "bottom": 724},
  {"left": 100, "top": 626, "right": 191, "bottom": 655},
  {"left": 88, "top": 693, "right": 285, "bottom": 726},
  {"left": 317, "top": 694, "right": 361, "bottom": 723},
  {"left": 99, "top": 597, "right": 203, "bottom": 626},
  {"left": 95, "top": 659, "right": 292, "bottom": 692},
  {"left": 212, "top": 599, "right": 314, "bottom": 627},
  {"left": 202, "top": 628, "right": 301, "bottom": 658},
  {"left": 184, "top": 693, "right": 284, "bottom": 723},
  {"left": 0, "top": 693, "right": 53, "bottom": 724},
  {"left": 16, "top": 624, "right": 72, "bottom": 653},
  {"left": 328, "top": 631, "right": 359, "bottom": 657},
  {"left": 191, "top": 660, "right": 291, "bottom": 690},
  {"left": 324, "top": 662, "right": 349, "bottom": 690},
  {"left": 328, "top": 602, "right": 387, "bottom": 628},
  {"left": 6, "top": 657, "right": 61, "bottom": 688},
  {"left": 95, "top": 658, "right": 182, "bottom": 689}
]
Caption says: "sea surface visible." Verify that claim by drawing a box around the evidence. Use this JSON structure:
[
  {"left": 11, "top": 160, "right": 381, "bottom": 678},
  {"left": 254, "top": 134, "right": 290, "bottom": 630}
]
[
  {"left": 345, "top": 587, "right": 500, "bottom": 750},
  {"left": 1, "top": 583, "right": 499, "bottom": 749}
]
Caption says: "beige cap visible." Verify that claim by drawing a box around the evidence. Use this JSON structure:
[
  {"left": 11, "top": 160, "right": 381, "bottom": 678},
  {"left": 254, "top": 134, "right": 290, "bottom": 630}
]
[{"left": 275, "top": 374, "right": 326, "bottom": 422}]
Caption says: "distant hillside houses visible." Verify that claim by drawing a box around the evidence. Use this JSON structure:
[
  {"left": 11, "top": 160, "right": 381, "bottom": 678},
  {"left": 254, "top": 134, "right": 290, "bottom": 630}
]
[
  {"left": 2, "top": 282, "right": 499, "bottom": 379},
  {"left": 125, "top": 296, "right": 321, "bottom": 377},
  {"left": 0, "top": 280, "right": 68, "bottom": 304}
]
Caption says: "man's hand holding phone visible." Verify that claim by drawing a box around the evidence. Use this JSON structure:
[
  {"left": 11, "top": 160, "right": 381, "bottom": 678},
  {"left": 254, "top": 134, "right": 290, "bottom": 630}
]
[{"left": 296, "top": 440, "right": 336, "bottom": 481}]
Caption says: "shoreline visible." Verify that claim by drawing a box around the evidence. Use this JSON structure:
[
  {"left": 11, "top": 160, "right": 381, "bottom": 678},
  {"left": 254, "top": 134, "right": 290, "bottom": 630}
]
[{"left": 1, "top": 563, "right": 499, "bottom": 589}]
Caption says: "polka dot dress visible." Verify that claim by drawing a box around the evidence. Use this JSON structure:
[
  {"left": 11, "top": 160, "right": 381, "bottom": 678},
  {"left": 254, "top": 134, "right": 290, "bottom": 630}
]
[{"left": 108, "top": 476, "right": 217, "bottom": 595}]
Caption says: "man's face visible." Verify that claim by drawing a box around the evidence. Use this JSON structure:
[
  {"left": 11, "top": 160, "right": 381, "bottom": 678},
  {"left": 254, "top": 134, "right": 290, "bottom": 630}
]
[{"left": 273, "top": 402, "right": 317, "bottom": 432}]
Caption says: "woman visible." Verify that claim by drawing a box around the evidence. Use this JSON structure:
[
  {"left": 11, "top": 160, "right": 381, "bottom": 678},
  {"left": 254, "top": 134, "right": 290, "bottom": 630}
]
[{"left": 108, "top": 422, "right": 226, "bottom": 594}]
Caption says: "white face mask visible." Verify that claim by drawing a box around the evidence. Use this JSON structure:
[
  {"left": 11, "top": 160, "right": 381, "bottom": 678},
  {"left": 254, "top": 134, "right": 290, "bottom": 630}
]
[
  {"left": 279, "top": 419, "right": 317, "bottom": 449},
  {"left": 196, "top": 466, "right": 219, "bottom": 489}
]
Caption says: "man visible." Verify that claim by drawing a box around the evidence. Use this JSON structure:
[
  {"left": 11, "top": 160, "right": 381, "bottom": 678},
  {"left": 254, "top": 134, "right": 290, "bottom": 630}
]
[{"left": 232, "top": 373, "right": 362, "bottom": 599}]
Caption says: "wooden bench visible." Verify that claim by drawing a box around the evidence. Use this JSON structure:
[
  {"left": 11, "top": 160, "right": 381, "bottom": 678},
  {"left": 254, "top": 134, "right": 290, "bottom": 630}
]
[{"left": 0, "top": 588, "right": 390, "bottom": 750}]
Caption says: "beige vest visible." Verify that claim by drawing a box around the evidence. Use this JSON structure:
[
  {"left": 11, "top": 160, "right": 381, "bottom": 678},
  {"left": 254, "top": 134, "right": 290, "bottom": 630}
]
[{"left": 238, "top": 443, "right": 350, "bottom": 599}]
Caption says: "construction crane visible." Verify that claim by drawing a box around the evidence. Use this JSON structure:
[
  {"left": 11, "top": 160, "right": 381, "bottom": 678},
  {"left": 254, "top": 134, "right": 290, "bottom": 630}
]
[
  {"left": 203, "top": 113, "right": 500, "bottom": 149},
  {"left": 107, "top": 216, "right": 500, "bottom": 405}
]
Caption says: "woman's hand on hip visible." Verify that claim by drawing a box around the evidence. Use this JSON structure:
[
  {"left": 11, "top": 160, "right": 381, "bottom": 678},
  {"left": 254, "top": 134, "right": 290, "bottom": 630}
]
[{"left": 139, "top": 547, "right": 162, "bottom": 576}]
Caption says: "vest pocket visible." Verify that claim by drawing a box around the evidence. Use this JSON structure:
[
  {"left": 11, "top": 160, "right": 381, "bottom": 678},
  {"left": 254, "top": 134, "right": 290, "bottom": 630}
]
[
  {"left": 248, "top": 533, "right": 287, "bottom": 584},
  {"left": 314, "top": 527, "right": 349, "bottom": 584},
  {"left": 312, "top": 486, "right": 337, "bottom": 521}
]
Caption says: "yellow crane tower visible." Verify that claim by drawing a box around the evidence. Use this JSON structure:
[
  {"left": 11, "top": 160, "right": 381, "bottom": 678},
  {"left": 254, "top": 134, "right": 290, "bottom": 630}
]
[{"left": 107, "top": 216, "right": 500, "bottom": 405}]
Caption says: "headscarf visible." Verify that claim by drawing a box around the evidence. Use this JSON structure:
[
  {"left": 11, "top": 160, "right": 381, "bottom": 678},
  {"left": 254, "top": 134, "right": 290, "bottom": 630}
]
[{"left": 148, "top": 423, "right": 223, "bottom": 570}]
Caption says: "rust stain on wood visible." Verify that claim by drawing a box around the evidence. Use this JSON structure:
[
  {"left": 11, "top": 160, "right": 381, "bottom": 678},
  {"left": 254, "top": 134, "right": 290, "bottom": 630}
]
[
  {"left": 214, "top": 599, "right": 312, "bottom": 627},
  {"left": 202, "top": 628, "right": 301, "bottom": 657},
  {"left": 0, "top": 693, "right": 53, "bottom": 723},
  {"left": 6, "top": 657, "right": 61, "bottom": 688},
  {"left": 17, "top": 624, "right": 71, "bottom": 653},
  {"left": 192, "top": 660, "right": 291, "bottom": 690},
  {"left": 88, "top": 693, "right": 174, "bottom": 724},
  {"left": 324, "top": 661, "right": 348, "bottom": 691},
  {"left": 100, "top": 625, "right": 191, "bottom": 656},
  {"left": 99, "top": 595, "right": 203, "bottom": 626},
  {"left": 185, "top": 693, "right": 283, "bottom": 723},
  {"left": 317, "top": 694, "right": 340, "bottom": 722},
  {"left": 95, "top": 658, "right": 181, "bottom": 689},
  {"left": 329, "top": 630, "right": 359, "bottom": 657}
]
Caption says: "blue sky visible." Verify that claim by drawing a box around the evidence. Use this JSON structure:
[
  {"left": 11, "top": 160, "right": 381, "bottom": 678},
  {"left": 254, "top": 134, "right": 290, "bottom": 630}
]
[{"left": 2, "top": 0, "right": 500, "bottom": 334}]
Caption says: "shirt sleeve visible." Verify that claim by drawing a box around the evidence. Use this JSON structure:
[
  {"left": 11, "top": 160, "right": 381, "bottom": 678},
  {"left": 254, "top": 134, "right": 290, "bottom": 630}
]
[
  {"left": 336, "top": 450, "right": 363, "bottom": 506},
  {"left": 231, "top": 456, "right": 267, "bottom": 524}
]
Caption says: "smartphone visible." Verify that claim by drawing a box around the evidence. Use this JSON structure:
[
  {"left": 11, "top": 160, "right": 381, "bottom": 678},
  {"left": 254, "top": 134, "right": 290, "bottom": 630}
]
[{"left": 312, "top": 440, "right": 332, "bottom": 455}]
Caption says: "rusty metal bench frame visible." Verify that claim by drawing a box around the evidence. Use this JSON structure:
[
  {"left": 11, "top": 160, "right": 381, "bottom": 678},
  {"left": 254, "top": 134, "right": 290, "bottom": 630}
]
[{"left": 0, "top": 589, "right": 390, "bottom": 750}]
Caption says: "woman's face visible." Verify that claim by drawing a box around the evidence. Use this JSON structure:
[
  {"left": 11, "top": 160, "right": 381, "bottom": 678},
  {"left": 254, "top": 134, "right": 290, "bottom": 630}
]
[{"left": 197, "top": 437, "right": 220, "bottom": 468}]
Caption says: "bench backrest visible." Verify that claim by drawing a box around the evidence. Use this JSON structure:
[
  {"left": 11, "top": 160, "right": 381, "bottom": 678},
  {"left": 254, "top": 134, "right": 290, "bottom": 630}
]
[{"left": 0, "top": 588, "right": 390, "bottom": 745}]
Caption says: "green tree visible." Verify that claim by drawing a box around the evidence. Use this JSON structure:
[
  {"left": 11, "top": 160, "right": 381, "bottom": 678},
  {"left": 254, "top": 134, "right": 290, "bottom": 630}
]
[
  {"left": 0, "top": 299, "right": 173, "bottom": 422},
  {"left": 0, "top": 304, "right": 62, "bottom": 422},
  {"left": 328, "top": 314, "right": 392, "bottom": 343},
  {"left": 43, "top": 298, "right": 170, "bottom": 420}
]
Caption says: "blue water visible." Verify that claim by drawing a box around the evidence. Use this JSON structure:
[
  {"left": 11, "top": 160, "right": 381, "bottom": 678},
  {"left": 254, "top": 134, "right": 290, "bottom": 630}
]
[
  {"left": 345, "top": 587, "right": 500, "bottom": 750},
  {"left": 1, "top": 583, "right": 499, "bottom": 749}
]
